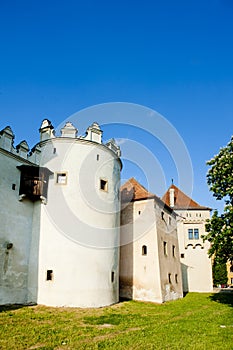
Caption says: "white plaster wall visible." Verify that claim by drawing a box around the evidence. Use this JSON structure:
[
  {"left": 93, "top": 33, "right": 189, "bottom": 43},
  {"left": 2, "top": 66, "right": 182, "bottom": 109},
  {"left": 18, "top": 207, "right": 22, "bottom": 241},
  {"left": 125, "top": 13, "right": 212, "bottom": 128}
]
[
  {"left": 120, "top": 199, "right": 183, "bottom": 303},
  {"left": 0, "top": 150, "right": 34, "bottom": 304},
  {"left": 132, "top": 200, "right": 163, "bottom": 303},
  {"left": 176, "top": 209, "right": 213, "bottom": 292},
  {"left": 183, "top": 245, "right": 213, "bottom": 292},
  {"left": 120, "top": 199, "right": 163, "bottom": 302},
  {"left": 120, "top": 199, "right": 182, "bottom": 304},
  {"left": 34, "top": 138, "right": 121, "bottom": 307}
]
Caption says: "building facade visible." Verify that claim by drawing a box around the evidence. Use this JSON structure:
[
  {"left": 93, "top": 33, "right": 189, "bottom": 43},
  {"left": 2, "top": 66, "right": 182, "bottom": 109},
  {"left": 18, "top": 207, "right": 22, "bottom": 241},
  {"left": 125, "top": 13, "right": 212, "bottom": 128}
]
[
  {"left": 0, "top": 120, "right": 122, "bottom": 307},
  {"left": 0, "top": 119, "right": 214, "bottom": 308},
  {"left": 120, "top": 178, "right": 183, "bottom": 303},
  {"left": 162, "top": 184, "right": 213, "bottom": 292}
]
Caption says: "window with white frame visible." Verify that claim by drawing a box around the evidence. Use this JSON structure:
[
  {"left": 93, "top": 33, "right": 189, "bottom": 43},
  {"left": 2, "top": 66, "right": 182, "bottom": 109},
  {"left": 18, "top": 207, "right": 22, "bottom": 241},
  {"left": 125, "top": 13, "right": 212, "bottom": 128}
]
[
  {"left": 188, "top": 228, "right": 199, "bottom": 240},
  {"left": 56, "top": 172, "right": 67, "bottom": 185}
]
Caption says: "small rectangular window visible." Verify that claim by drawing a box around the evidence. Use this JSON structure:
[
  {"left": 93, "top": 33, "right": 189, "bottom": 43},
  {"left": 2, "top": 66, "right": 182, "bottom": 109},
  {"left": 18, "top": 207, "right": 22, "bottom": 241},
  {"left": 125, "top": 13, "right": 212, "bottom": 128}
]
[
  {"left": 12, "top": 184, "right": 16, "bottom": 190},
  {"left": 53, "top": 148, "right": 56, "bottom": 154},
  {"left": 100, "top": 179, "right": 108, "bottom": 191},
  {"left": 169, "top": 217, "right": 172, "bottom": 225},
  {"left": 97, "top": 154, "right": 99, "bottom": 161},
  {"left": 142, "top": 245, "right": 147, "bottom": 256},
  {"left": 56, "top": 172, "right": 67, "bottom": 185},
  {"left": 175, "top": 274, "right": 178, "bottom": 284},
  {"left": 181, "top": 253, "right": 185, "bottom": 258},
  {"left": 46, "top": 270, "right": 53, "bottom": 281},
  {"left": 168, "top": 273, "right": 171, "bottom": 283}
]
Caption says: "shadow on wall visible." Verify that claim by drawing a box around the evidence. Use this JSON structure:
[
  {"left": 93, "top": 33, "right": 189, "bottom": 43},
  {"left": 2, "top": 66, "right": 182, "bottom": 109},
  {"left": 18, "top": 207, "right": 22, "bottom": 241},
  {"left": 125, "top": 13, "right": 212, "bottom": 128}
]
[
  {"left": 119, "top": 201, "right": 134, "bottom": 301},
  {"left": 181, "top": 263, "right": 189, "bottom": 294}
]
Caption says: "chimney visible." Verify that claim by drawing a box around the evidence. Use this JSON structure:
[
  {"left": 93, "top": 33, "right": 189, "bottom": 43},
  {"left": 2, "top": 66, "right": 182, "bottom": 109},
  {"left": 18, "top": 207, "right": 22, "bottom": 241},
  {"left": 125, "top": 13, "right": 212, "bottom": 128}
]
[{"left": 169, "top": 188, "right": 175, "bottom": 208}]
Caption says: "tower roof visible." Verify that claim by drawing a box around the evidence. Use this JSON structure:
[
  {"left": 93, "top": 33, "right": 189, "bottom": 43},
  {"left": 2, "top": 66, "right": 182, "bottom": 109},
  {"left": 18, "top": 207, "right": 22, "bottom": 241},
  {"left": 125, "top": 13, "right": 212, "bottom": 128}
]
[
  {"left": 120, "top": 178, "right": 175, "bottom": 215},
  {"left": 162, "top": 184, "right": 211, "bottom": 210}
]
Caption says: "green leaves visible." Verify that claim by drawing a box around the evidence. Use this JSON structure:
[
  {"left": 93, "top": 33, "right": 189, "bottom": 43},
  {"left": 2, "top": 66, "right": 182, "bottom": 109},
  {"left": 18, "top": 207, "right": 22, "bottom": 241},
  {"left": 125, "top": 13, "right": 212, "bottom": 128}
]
[
  {"left": 207, "top": 136, "right": 233, "bottom": 204},
  {"left": 204, "top": 136, "right": 233, "bottom": 264}
]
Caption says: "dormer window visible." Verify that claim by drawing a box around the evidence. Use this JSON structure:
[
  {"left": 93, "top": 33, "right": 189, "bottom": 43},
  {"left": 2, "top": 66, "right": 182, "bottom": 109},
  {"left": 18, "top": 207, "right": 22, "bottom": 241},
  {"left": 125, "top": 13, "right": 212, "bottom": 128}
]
[{"left": 17, "top": 165, "right": 53, "bottom": 203}]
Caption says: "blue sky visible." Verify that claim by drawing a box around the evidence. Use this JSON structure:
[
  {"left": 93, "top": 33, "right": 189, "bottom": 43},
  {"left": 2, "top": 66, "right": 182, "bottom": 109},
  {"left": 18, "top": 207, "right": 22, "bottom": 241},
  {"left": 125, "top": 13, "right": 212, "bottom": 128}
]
[{"left": 0, "top": 0, "right": 232, "bottom": 212}]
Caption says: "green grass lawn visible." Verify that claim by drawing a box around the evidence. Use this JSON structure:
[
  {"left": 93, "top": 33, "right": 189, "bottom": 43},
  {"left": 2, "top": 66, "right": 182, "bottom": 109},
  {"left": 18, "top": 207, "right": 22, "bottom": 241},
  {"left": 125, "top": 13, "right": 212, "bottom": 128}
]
[{"left": 0, "top": 292, "right": 232, "bottom": 350}]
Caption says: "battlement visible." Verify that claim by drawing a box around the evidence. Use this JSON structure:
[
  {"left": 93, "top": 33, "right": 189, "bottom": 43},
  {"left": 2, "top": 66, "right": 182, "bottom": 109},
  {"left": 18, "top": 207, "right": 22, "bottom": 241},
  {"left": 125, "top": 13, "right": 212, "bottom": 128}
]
[{"left": 0, "top": 119, "right": 121, "bottom": 163}]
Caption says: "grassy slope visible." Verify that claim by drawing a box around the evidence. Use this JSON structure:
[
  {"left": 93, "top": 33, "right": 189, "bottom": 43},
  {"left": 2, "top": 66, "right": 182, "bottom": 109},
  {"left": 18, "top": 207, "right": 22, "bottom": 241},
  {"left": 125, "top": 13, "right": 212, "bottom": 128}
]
[{"left": 0, "top": 293, "right": 232, "bottom": 350}]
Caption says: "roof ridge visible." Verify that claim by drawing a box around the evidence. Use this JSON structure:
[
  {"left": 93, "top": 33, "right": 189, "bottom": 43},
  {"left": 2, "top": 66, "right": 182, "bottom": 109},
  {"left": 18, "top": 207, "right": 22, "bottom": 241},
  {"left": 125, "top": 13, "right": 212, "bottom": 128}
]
[{"left": 162, "top": 184, "right": 210, "bottom": 209}]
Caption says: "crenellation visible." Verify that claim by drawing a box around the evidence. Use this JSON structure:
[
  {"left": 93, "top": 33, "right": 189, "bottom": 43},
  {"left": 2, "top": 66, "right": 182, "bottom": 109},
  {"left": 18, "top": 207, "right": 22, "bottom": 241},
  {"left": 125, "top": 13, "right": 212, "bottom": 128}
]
[
  {"left": 28, "top": 144, "right": 41, "bottom": 164},
  {"left": 60, "top": 121, "right": 77, "bottom": 138},
  {"left": 0, "top": 126, "right": 15, "bottom": 152},
  {"left": 106, "top": 138, "right": 121, "bottom": 157},
  {"left": 84, "top": 122, "right": 103, "bottom": 143},
  {"left": 0, "top": 117, "right": 122, "bottom": 307},
  {"left": 16, "top": 140, "right": 29, "bottom": 159}
]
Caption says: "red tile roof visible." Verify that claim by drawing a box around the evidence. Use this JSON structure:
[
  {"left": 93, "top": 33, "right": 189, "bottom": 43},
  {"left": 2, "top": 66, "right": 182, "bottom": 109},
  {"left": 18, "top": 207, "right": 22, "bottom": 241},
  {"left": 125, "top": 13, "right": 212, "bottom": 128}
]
[
  {"left": 121, "top": 178, "right": 155, "bottom": 202},
  {"left": 162, "top": 184, "right": 210, "bottom": 210}
]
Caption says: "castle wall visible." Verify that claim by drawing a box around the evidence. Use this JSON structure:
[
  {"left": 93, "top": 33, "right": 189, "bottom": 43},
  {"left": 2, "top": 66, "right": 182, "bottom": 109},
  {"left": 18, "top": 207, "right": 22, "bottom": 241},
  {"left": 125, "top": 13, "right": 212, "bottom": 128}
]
[
  {"left": 131, "top": 199, "right": 163, "bottom": 303},
  {"left": 176, "top": 209, "right": 213, "bottom": 292},
  {"left": 32, "top": 137, "right": 121, "bottom": 307},
  {"left": 0, "top": 149, "right": 34, "bottom": 304},
  {"left": 120, "top": 197, "right": 183, "bottom": 303},
  {"left": 155, "top": 204, "right": 183, "bottom": 301}
]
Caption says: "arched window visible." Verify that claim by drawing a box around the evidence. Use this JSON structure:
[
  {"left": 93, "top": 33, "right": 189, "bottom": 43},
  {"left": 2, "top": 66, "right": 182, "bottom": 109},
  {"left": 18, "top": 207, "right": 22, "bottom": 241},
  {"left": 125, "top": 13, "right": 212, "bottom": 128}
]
[{"left": 142, "top": 245, "right": 147, "bottom": 256}]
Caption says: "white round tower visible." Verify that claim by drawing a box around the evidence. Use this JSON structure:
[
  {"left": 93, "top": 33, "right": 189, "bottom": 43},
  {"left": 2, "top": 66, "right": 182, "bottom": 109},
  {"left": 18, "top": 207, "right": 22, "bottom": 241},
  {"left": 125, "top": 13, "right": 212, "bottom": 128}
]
[{"left": 27, "top": 120, "right": 122, "bottom": 307}]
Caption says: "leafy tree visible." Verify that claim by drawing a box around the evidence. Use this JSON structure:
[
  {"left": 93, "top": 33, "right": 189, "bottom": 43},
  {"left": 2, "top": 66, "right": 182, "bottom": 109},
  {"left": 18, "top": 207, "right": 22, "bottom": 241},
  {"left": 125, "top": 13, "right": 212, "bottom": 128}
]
[
  {"left": 203, "top": 136, "right": 233, "bottom": 264},
  {"left": 212, "top": 260, "right": 228, "bottom": 286}
]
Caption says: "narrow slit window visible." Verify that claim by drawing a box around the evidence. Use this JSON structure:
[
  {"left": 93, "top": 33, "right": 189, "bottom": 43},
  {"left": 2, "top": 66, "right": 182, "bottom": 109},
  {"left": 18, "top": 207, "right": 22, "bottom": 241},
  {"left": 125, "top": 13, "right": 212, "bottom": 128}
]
[
  {"left": 111, "top": 271, "right": 115, "bottom": 283},
  {"left": 175, "top": 274, "right": 178, "bottom": 284},
  {"left": 163, "top": 241, "right": 167, "bottom": 256},
  {"left": 138, "top": 210, "right": 141, "bottom": 215},
  {"left": 142, "top": 245, "right": 147, "bottom": 256},
  {"left": 168, "top": 273, "right": 171, "bottom": 283},
  {"left": 100, "top": 179, "right": 108, "bottom": 191},
  {"left": 172, "top": 245, "right": 175, "bottom": 257},
  {"left": 12, "top": 184, "right": 16, "bottom": 190},
  {"left": 46, "top": 270, "right": 53, "bottom": 281},
  {"left": 53, "top": 148, "right": 56, "bottom": 154},
  {"left": 97, "top": 154, "right": 99, "bottom": 161}
]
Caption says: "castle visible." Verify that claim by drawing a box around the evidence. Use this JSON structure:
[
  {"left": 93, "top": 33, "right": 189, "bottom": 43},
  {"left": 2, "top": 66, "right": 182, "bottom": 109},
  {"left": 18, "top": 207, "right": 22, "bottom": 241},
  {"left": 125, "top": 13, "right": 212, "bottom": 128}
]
[{"left": 0, "top": 119, "right": 213, "bottom": 307}]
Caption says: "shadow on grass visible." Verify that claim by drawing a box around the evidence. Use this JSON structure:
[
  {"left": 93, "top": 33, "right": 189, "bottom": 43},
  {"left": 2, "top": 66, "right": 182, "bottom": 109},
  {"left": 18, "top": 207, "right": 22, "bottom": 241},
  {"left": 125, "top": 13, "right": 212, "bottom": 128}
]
[
  {"left": 0, "top": 303, "right": 35, "bottom": 313},
  {"left": 209, "top": 291, "right": 233, "bottom": 307}
]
